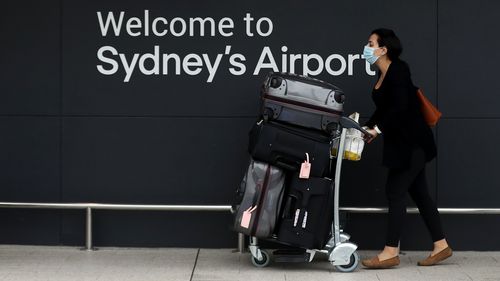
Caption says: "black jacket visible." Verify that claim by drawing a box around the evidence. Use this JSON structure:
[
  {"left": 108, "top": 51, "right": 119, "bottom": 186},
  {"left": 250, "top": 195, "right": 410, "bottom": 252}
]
[{"left": 365, "top": 59, "right": 437, "bottom": 169}]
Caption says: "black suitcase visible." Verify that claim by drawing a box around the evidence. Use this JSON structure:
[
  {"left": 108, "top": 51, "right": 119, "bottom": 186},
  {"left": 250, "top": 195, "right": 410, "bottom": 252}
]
[
  {"left": 277, "top": 175, "right": 334, "bottom": 249},
  {"left": 248, "top": 119, "right": 332, "bottom": 177},
  {"left": 261, "top": 72, "right": 344, "bottom": 133},
  {"left": 233, "top": 159, "right": 286, "bottom": 238}
]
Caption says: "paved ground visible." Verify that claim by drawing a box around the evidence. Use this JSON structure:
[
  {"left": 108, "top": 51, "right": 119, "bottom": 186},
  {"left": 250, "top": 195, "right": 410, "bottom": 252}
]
[{"left": 0, "top": 245, "right": 499, "bottom": 281}]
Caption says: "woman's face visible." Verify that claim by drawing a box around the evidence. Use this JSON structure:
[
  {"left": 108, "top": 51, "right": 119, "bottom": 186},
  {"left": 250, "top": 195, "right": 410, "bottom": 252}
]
[{"left": 367, "top": 33, "right": 386, "bottom": 58}]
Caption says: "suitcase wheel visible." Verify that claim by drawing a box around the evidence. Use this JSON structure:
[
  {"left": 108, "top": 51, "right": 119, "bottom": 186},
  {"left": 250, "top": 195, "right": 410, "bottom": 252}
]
[{"left": 270, "top": 77, "right": 283, "bottom": 89}]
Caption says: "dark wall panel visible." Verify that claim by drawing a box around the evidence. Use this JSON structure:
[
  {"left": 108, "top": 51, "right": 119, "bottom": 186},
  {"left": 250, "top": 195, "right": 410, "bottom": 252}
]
[
  {"left": 440, "top": 216, "right": 500, "bottom": 251},
  {"left": 61, "top": 117, "right": 254, "bottom": 204},
  {"left": 437, "top": 119, "right": 500, "bottom": 208},
  {"left": 0, "top": 117, "right": 60, "bottom": 201},
  {"left": 60, "top": 211, "right": 235, "bottom": 247},
  {"left": 0, "top": 209, "right": 61, "bottom": 245},
  {"left": 0, "top": 117, "right": 60, "bottom": 244},
  {"left": 0, "top": 1, "right": 60, "bottom": 115},
  {"left": 438, "top": 0, "right": 500, "bottom": 118}
]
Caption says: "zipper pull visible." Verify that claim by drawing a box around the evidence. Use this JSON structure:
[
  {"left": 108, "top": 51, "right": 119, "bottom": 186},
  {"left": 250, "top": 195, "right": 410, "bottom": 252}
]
[
  {"left": 302, "top": 211, "right": 308, "bottom": 229},
  {"left": 293, "top": 209, "right": 300, "bottom": 227}
]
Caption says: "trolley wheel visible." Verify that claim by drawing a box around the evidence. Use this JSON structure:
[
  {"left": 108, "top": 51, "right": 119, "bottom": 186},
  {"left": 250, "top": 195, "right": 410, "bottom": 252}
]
[
  {"left": 251, "top": 250, "right": 270, "bottom": 268},
  {"left": 334, "top": 251, "right": 359, "bottom": 272}
]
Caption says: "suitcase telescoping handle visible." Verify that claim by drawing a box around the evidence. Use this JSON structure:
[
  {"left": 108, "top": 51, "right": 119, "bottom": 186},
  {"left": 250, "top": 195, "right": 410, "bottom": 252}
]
[{"left": 339, "top": 116, "right": 373, "bottom": 141}]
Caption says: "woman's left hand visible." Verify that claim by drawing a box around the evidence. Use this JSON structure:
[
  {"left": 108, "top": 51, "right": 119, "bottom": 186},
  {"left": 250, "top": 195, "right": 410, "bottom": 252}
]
[{"left": 363, "top": 127, "right": 379, "bottom": 143}]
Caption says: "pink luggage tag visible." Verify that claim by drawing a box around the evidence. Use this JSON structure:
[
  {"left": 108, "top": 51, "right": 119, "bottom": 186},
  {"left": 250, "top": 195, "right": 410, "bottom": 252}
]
[
  {"left": 299, "top": 153, "right": 311, "bottom": 179},
  {"left": 240, "top": 206, "right": 257, "bottom": 229}
]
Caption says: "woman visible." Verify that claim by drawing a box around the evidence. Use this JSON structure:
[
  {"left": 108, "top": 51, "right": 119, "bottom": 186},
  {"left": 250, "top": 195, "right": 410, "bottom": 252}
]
[{"left": 361, "top": 28, "right": 452, "bottom": 269}]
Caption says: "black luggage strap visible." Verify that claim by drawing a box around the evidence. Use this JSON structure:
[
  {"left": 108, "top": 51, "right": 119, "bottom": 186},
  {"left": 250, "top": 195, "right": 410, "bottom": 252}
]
[{"left": 250, "top": 165, "right": 271, "bottom": 236}]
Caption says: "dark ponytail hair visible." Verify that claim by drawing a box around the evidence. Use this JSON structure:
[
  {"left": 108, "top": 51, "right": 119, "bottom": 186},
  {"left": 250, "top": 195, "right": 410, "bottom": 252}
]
[{"left": 371, "top": 28, "right": 403, "bottom": 61}]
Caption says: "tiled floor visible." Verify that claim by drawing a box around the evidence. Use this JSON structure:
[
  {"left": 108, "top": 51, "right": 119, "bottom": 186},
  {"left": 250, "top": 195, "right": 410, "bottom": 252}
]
[{"left": 0, "top": 245, "right": 499, "bottom": 281}]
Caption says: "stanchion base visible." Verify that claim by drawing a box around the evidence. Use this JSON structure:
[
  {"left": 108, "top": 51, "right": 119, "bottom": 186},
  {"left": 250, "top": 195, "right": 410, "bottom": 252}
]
[
  {"left": 80, "top": 247, "right": 98, "bottom": 251},
  {"left": 231, "top": 248, "right": 247, "bottom": 253}
]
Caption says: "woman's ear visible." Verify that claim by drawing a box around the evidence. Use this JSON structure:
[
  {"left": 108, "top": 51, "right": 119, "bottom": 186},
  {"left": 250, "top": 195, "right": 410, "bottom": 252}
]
[{"left": 381, "top": 46, "right": 388, "bottom": 56}]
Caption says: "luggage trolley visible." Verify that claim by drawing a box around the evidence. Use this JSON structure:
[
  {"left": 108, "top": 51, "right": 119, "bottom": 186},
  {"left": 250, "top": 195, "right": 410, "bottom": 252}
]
[{"left": 247, "top": 116, "right": 371, "bottom": 273}]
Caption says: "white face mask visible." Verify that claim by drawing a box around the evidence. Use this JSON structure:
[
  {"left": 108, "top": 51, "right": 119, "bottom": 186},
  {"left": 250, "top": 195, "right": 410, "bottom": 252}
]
[{"left": 363, "top": 46, "right": 381, "bottom": 65}]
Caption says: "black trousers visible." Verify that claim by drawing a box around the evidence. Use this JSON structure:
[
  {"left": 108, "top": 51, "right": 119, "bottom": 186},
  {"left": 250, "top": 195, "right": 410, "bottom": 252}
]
[{"left": 385, "top": 147, "right": 445, "bottom": 247}]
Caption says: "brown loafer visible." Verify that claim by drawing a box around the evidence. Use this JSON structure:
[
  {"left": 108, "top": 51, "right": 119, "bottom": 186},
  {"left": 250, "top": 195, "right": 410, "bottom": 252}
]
[
  {"left": 362, "top": 255, "right": 400, "bottom": 269},
  {"left": 418, "top": 247, "right": 453, "bottom": 266}
]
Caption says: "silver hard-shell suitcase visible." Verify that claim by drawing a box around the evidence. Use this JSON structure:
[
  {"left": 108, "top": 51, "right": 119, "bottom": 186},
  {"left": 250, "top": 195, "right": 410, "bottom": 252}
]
[
  {"left": 261, "top": 72, "right": 345, "bottom": 133},
  {"left": 233, "top": 159, "right": 286, "bottom": 238}
]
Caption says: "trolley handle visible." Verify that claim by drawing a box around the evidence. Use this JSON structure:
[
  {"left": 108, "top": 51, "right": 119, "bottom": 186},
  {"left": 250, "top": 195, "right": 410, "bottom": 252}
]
[{"left": 339, "top": 116, "right": 373, "bottom": 141}]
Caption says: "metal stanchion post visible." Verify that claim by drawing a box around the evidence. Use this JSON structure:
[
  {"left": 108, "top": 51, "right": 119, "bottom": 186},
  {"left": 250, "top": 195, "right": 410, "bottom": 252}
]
[
  {"left": 238, "top": 233, "right": 245, "bottom": 253},
  {"left": 83, "top": 207, "right": 95, "bottom": 251}
]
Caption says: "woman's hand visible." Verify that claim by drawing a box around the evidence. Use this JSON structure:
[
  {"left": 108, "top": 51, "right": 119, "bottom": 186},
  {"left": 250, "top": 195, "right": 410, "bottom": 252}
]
[{"left": 362, "top": 126, "right": 379, "bottom": 143}]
